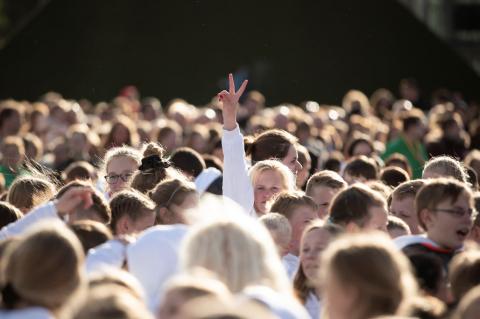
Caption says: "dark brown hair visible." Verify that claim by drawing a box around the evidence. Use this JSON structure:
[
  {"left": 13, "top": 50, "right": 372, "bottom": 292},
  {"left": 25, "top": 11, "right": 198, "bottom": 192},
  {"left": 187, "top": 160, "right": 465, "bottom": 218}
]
[
  {"left": 329, "top": 184, "right": 386, "bottom": 227},
  {"left": 110, "top": 189, "right": 156, "bottom": 234},
  {"left": 246, "top": 129, "right": 297, "bottom": 164},
  {"left": 70, "top": 220, "right": 113, "bottom": 253},
  {"left": 170, "top": 147, "right": 206, "bottom": 178},
  {"left": 380, "top": 166, "right": 410, "bottom": 188},
  {"left": 0, "top": 201, "right": 23, "bottom": 228},
  {"left": 344, "top": 155, "right": 378, "bottom": 181}
]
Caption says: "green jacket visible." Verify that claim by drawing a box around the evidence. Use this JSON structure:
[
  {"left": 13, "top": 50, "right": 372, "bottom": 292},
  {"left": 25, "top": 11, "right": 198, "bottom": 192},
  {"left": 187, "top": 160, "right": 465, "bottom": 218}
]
[{"left": 382, "top": 136, "right": 428, "bottom": 179}]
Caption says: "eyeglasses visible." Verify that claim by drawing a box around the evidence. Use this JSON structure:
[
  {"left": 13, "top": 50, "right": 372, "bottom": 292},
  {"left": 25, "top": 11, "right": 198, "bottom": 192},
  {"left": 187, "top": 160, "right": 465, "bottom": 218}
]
[
  {"left": 434, "top": 208, "right": 476, "bottom": 218},
  {"left": 105, "top": 172, "right": 133, "bottom": 184}
]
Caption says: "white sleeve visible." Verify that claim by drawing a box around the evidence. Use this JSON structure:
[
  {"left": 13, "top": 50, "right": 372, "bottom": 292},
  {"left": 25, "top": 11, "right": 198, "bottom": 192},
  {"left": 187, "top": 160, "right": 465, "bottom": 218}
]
[
  {"left": 222, "top": 125, "right": 255, "bottom": 217},
  {"left": 0, "top": 201, "right": 59, "bottom": 240},
  {"left": 85, "top": 240, "right": 127, "bottom": 274}
]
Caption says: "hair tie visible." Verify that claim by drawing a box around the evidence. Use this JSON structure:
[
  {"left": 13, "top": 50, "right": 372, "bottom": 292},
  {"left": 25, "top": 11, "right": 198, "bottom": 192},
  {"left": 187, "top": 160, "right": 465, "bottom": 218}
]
[
  {"left": 139, "top": 155, "right": 170, "bottom": 172},
  {"left": 1, "top": 283, "right": 21, "bottom": 309}
]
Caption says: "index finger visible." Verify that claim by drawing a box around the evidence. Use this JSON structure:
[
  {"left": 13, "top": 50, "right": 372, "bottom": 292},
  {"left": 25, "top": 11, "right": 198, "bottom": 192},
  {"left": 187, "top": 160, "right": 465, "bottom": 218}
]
[{"left": 228, "top": 73, "right": 235, "bottom": 94}]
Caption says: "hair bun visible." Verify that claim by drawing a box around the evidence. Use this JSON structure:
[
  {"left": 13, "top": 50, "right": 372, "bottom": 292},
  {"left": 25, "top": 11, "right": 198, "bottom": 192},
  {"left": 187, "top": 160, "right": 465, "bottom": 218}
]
[{"left": 139, "top": 155, "right": 170, "bottom": 172}]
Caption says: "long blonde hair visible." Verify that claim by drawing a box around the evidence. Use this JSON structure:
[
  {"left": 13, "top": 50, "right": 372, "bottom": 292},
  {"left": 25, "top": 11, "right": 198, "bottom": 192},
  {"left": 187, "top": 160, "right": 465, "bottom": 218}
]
[{"left": 180, "top": 214, "right": 291, "bottom": 295}]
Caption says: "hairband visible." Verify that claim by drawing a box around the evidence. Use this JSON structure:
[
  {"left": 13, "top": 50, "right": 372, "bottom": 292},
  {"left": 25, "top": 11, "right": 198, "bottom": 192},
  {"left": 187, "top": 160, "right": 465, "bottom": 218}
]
[{"left": 139, "top": 155, "right": 170, "bottom": 172}]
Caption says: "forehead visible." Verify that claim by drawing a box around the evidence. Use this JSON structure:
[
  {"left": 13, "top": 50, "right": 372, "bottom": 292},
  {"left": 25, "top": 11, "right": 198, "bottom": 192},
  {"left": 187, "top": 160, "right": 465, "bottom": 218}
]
[
  {"left": 255, "top": 169, "right": 283, "bottom": 186},
  {"left": 436, "top": 190, "right": 471, "bottom": 207},
  {"left": 303, "top": 227, "right": 331, "bottom": 243},
  {"left": 107, "top": 156, "right": 138, "bottom": 173}
]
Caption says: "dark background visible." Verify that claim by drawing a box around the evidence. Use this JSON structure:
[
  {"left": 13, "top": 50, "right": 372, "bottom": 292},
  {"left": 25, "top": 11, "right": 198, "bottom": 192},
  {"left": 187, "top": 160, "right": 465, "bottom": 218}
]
[{"left": 0, "top": 0, "right": 479, "bottom": 105}]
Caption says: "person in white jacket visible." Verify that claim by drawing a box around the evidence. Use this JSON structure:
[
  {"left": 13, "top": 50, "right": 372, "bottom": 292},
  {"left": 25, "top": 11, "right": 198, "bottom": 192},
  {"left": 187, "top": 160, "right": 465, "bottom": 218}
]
[{"left": 219, "top": 73, "right": 299, "bottom": 217}]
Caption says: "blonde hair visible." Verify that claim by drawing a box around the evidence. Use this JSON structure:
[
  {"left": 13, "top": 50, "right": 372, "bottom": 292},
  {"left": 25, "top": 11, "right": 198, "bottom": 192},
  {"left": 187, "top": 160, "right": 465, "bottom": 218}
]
[
  {"left": 259, "top": 212, "right": 292, "bottom": 246},
  {"left": 7, "top": 176, "right": 56, "bottom": 212},
  {"left": 102, "top": 145, "right": 142, "bottom": 175},
  {"left": 320, "top": 232, "right": 418, "bottom": 319},
  {"left": 110, "top": 189, "right": 156, "bottom": 233},
  {"left": 249, "top": 159, "right": 295, "bottom": 192},
  {"left": 181, "top": 217, "right": 291, "bottom": 294},
  {"left": 88, "top": 268, "right": 145, "bottom": 302},
  {"left": 2, "top": 221, "right": 85, "bottom": 312}
]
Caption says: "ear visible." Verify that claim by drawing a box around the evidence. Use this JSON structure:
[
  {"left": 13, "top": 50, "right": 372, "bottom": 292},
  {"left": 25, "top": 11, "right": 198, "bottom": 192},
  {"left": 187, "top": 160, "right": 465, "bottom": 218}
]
[
  {"left": 345, "top": 221, "right": 360, "bottom": 233},
  {"left": 419, "top": 208, "right": 434, "bottom": 230},
  {"left": 115, "top": 215, "right": 131, "bottom": 235}
]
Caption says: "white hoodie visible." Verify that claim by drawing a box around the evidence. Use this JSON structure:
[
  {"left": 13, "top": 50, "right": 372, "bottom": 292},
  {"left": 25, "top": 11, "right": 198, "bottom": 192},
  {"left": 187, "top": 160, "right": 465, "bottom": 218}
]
[{"left": 126, "top": 224, "right": 188, "bottom": 311}]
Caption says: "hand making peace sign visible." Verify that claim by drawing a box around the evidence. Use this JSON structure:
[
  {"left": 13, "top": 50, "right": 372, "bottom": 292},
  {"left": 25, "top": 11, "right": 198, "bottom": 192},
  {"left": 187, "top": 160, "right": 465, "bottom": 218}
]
[{"left": 218, "top": 73, "right": 248, "bottom": 131}]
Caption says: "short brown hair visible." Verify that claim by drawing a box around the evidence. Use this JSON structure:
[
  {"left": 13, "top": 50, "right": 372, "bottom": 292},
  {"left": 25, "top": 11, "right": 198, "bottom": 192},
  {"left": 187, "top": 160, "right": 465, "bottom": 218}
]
[
  {"left": 306, "top": 170, "right": 347, "bottom": 196},
  {"left": 391, "top": 180, "right": 426, "bottom": 202},
  {"left": 416, "top": 178, "right": 473, "bottom": 230},
  {"left": 270, "top": 191, "right": 317, "bottom": 220},
  {"left": 329, "top": 184, "right": 386, "bottom": 227},
  {"left": 7, "top": 176, "right": 56, "bottom": 212},
  {"left": 449, "top": 250, "right": 480, "bottom": 301},
  {"left": 63, "top": 161, "right": 95, "bottom": 183},
  {"left": 245, "top": 129, "right": 297, "bottom": 164},
  {"left": 343, "top": 155, "right": 378, "bottom": 181},
  {"left": 385, "top": 153, "right": 412, "bottom": 177},
  {"left": 380, "top": 166, "right": 410, "bottom": 188},
  {"left": 110, "top": 189, "right": 156, "bottom": 233},
  {"left": 0, "top": 201, "right": 23, "bottom": 228},
  {"left": 423, "top": 156, "right": 468, "bottom": 183},
  {"left": 70, "top": 220, "right": 113, "bottom": 253}
]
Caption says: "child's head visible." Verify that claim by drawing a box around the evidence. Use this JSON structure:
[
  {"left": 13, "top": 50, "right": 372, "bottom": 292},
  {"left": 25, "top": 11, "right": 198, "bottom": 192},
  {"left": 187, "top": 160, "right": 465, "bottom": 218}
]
[
  {"left": 258, "top": 212, "right": 292, "bottom": 256},
  {"left": 329, "top": 184, "right": 388, "bottom": 232},
  {"left": 103, "top": 146, "right": 142, "bottom": 195},
  {"left": 270, "top": 191, "right": 318, "bottom": 256},
  {"left": 7, "top": 176, "right": 56, "bottom": 213},
  {"left": 57, "top": 180, "right": 111, "bottom": 224},
  {"left": 343, "top": 155, "right": 378, "bottom": 184},
  {"left": 158, "top": 273, "right": 230, "bottom": 319},
  {"left": 423, "top": 156, "right": 468, "bottom": 183},
  {"left": 0, "top": 136, "right": 25, "bottom": 168},
  {"left": 452, "top": 285, "right": 480, "bottom": 319},
  {"left": 294, "top": 220, "right": 342, "bottom": 304},
  {"left": 130, "top": 142, "right": 170, "bottom": 194},
  {"left": 449, "top": 249, "right": 480, "bottom": 302},
  {"left": 70, "top": 220, "right": 113, "bottom": 253},
  {"left": 250, "top": 160, "right": 295, "bottom": 214},
  {"left": 296, "top": 144, "right": 311, "bottom": 189},
  {"left": 389, "top": 179, "right": 426, "bottom": 235},
  {"left": 110, "top": 189, "right": 156, "bottom": 235},
  {"left": 385, "top": 152, "right": 412, "bottom": 178},
  {"left": 320, "top": 233, "right": 417, "bottom": 319},
  {"left": 169, "top": 147, "right": 206, "bottom": 179},
  {"left": 306, "top": 170, "right": 347, "bottom": 219},
  {"left": 467, "top": 193, "right": 480, "bottom": 243},
  {"left": 246, "top": 129, "right": 302, "bottom": 174},
  {"left": 416, "top": 178, "right": 474, "bottom": 250},
  {"left": 380, "top": 166, "right": 410, "bottom": 188},
  {"left": 0, "top": 201, "right": 23, "bottom": 228},
  {"left": 63, "top": 161, "right": 97, "bottom": 183},
  {"left": 387, "top": 215, "right": 411, "bottom": 238},
  {"left": 2, "top": 221, "right": 85, "bottom": 312}
]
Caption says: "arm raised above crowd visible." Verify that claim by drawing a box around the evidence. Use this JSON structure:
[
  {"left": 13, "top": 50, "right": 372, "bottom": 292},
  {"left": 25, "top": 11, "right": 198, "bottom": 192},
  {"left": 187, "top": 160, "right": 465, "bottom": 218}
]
[
  {"left": 219, "top": 74, "right": 256, "bottom": 217},
  {"left": 0, "top": 186, "right": 94, "bottom": 240}
]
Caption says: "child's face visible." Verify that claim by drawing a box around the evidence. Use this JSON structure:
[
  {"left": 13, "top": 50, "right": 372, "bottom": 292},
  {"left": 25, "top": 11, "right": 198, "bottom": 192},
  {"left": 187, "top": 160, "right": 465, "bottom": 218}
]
[
  {"left": 390, "top": 195, "right": 421, "bottom": 234},
  {"left": 423, "top": 191, "right": 473, "bottom": 250},
  {"left": 309, "top": 185, "right": 341, "bottom": 219},
  {"left": 254, "top": 169, "right": 284, "bottom": 214},
  {"left": 301, "top": 228, "right": 332, "bottom": 281},
  {"left": 106, "top": 156, "right": 138, "bottom": 195},
  {"left": 288, "top": 205, "right": 317, "bottom": 256}
]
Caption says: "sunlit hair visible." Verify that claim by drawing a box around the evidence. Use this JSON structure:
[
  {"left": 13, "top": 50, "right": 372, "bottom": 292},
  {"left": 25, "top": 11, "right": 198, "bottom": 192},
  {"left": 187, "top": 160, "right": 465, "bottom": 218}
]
[
  {"left": 7, "top": 176, "right": 56, "bottom": 213},
  {"left": 249, "top": 159, "right": 295, "bottom": 192},
  {"left": 101, "top": 145, "right": 142, "bottom": 176},
  {"left": 422, "top": 156, "right": 469, "bottom": 183},
  {"left": 88, "top": 268, "right": 145, "bottom": 302},
  {"left": 320, "top": 232, "right": 418, "bottom": 319},
  {"left": 180, "top": 204, "right": 291, "bottom": 294}
]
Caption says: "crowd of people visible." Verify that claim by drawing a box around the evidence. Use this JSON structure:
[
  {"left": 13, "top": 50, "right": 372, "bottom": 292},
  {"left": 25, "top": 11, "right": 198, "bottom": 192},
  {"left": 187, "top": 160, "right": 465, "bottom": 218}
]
[{"left": 0, "top": 73, "right": 479, "bottom": 319}]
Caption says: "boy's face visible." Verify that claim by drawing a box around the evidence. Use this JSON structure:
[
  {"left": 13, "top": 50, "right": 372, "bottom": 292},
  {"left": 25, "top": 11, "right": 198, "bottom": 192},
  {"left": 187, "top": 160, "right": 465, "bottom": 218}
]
[
  {"left": 309, "top": 185, "right": 341, "bottom": 219},
  {"left": 422, "top": 191, "right": 473, "bottom": 250},
  {"left": 390, "top": 195, "right": 422, "bottom": 234},
  {"left": 288, "top": 205, "right": 317, "bottom": 256}
]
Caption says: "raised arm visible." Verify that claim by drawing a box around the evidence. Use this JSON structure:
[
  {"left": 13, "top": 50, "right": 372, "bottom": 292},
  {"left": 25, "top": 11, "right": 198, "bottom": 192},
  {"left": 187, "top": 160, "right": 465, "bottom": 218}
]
[
  {"left": 219, "top": 74, "right": 256, "bottom": 217},
  {"left": 0, "top": 186, "right": 93, "bottom": 240}
]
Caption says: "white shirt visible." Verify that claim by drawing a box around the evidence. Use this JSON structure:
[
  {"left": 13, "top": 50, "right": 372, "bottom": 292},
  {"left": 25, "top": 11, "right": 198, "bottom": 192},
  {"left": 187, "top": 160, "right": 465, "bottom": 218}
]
[{"left": 282, "top": 253, "right": 300, "bottom": 279}]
